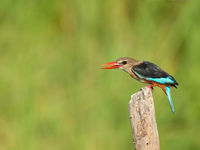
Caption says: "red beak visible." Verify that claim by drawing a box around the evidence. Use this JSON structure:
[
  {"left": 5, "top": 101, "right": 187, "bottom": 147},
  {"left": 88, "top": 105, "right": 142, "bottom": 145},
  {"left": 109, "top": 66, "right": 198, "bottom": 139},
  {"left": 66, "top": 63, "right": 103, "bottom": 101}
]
[{"left": 101, "top": 61, "right": 120, "bottom": 69}]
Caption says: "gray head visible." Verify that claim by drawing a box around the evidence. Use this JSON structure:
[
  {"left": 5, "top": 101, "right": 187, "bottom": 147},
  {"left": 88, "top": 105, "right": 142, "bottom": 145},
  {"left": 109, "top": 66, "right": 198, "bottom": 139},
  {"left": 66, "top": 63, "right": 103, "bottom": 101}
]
[{"left": 101, "top": 57, "right": 139, "bottom": 70}]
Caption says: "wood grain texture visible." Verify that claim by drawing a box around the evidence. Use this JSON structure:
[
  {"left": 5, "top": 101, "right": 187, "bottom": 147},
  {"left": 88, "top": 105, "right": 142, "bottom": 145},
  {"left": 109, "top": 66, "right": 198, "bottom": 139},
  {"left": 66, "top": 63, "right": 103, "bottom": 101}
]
[{"left": 128, "top": 87, "right": 160, "bottom": 150}]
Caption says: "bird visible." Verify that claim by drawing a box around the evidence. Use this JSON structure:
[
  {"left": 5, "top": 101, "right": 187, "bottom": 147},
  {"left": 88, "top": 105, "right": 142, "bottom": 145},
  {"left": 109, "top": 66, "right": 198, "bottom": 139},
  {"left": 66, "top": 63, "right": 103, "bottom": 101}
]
[{"left": 101, "top": 57, "right": 178, "bottom": 113}]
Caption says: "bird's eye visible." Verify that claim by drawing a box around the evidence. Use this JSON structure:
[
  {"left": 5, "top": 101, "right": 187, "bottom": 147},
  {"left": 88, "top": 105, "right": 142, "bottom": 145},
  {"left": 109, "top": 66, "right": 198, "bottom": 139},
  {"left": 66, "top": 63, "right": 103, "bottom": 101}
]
[{"left": 121, "top": 61, "right": 127, "bottom": 65}]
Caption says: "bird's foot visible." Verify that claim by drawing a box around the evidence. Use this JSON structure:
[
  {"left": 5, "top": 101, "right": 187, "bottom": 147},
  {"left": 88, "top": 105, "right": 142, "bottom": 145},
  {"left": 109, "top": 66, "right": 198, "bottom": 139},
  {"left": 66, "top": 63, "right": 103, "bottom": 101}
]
[{"left": 145, "top": 85, "right": 154, "bottom": 91}]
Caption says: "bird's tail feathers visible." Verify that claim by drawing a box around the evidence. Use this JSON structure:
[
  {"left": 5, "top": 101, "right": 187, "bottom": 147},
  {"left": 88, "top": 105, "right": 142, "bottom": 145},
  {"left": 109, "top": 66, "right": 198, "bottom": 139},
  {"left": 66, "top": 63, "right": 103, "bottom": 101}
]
[{"left": 165, "top": 86, "right": 175, "bottom": 113}]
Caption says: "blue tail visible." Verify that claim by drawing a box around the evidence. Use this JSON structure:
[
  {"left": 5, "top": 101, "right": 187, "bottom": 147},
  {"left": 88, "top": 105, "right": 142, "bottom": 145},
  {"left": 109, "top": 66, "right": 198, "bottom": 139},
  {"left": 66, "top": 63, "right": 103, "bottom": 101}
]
[{"left": 165, "top": 86, "right": 175, "bottom": 113}]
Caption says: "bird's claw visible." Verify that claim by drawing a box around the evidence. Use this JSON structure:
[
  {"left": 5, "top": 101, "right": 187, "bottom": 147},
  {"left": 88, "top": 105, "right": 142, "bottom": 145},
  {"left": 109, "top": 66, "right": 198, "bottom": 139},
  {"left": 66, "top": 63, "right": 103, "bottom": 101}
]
[{"left": 145, "top": 85, "right": 154, "bottom": 91}]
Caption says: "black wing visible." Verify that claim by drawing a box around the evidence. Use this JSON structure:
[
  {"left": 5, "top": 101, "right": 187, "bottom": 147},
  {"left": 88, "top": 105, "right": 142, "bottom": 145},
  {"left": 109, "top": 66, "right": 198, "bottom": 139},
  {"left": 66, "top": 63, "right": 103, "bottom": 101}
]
[{"left": 132, "top": 61, "right": 178, "bottom": 85}]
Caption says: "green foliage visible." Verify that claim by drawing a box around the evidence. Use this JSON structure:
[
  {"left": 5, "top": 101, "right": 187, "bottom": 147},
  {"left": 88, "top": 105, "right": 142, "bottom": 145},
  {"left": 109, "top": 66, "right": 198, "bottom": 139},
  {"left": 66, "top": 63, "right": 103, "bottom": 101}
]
[{"left": 0, "top": 0, "right": 200, "bottom": 149}]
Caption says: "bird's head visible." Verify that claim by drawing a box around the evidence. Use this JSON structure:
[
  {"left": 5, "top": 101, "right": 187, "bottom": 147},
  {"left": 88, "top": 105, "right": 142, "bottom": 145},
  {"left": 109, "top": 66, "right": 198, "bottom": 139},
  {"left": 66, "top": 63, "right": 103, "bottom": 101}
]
[{"left": 101, "top": 57, "right": 138, "bottom": 71}]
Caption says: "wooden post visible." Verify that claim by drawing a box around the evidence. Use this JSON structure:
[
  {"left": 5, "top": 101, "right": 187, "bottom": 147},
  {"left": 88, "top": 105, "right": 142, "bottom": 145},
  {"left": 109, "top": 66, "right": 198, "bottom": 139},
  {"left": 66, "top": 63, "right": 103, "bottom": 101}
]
[{"left": 128, "top": 87, "right": 160, "bottom": 150}]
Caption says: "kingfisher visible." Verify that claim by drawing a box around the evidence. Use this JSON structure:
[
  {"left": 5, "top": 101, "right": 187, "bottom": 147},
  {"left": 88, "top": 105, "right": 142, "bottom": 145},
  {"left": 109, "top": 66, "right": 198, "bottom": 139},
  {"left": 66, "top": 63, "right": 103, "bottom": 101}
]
[{"left": 102, "top": 57, "right": 178, "bottom": 113}]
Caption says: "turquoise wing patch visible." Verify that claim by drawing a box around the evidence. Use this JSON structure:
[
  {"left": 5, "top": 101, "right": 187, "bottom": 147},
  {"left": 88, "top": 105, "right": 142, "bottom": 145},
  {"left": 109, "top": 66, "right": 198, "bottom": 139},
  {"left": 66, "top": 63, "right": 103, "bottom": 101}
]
[{"left": 134, "top": 72, "right": 175, "bottom": 84}]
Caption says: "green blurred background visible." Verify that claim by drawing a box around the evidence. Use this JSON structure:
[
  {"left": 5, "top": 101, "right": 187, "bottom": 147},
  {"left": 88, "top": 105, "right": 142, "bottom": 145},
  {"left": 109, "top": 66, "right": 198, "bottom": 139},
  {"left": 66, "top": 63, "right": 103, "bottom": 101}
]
[{"left": 0, "top": 0, "right": 200, "bottom": 150}]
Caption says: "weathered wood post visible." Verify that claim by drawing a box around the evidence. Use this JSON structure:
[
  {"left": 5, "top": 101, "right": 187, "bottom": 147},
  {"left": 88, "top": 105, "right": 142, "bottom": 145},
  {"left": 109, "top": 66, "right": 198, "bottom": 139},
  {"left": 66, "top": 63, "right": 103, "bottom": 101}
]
[{"left": 128, "top": 87, "right": 160, "bottom": 150}]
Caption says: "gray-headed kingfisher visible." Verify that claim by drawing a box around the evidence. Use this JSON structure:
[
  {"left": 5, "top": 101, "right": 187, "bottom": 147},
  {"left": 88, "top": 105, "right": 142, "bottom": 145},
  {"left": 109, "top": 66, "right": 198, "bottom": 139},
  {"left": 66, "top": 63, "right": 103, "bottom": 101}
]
[{"left": 102, "top": 57, "right": 178, "bottom": 113}]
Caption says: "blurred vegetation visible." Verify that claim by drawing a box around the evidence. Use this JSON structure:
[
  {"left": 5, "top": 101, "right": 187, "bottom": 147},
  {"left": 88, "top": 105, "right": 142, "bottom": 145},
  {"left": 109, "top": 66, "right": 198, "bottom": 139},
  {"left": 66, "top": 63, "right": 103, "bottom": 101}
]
[{"left": 0, "top": 0, "right": 200, "bottom": 150}]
